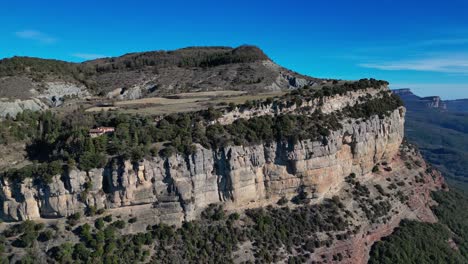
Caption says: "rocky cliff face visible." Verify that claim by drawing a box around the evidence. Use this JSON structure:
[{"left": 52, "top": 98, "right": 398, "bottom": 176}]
[{"left": 0, "top": 105, "right": 405, "bottom": 225}]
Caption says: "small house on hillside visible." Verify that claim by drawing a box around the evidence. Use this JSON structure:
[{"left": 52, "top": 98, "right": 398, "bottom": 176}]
[{"left": 89, "top": 127, "right": 115, "bottom": 138}]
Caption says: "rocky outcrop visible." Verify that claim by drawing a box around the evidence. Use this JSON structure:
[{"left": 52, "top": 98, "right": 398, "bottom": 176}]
[
  {"left": 0, "top": 106, "right": 405, "bottom": 224},
  {"left": 422, "top": 96, "right": 447, "bottom": 110},
  {"left": 0, "top": 81, "right": 89, "bottom": 117},
  {"left": 36, "top": 82, "right": 90, "bottom": 106},
  {"left": 0, "top": 98, "right": 48, "bottom": 118},
  {"left": 217, "top": 87, "right": 385, "bottom": 125}
]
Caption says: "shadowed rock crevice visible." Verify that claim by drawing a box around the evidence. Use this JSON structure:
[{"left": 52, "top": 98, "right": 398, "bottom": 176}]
[{"left": 215, "top": 148, "right": 233, "bottom": 202}]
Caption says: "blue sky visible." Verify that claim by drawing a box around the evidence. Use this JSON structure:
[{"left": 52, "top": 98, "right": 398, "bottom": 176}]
[{"left": 1, "top": 0, "right": 468, "bottom": 99}]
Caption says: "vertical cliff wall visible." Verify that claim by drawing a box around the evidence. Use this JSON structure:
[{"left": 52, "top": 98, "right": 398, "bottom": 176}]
[{"left": 0, "top": 106, "right": 405, "bottom": 224}]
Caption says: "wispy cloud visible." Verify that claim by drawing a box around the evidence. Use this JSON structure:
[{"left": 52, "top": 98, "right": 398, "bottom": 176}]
[
  {"left": 351, "top": 36, "right": 468, "bottom": 57},
  {"left": 72, "top": 53, "right": 107, "bottom": 60},
  {"left": 359, "top": 55, "right": 468, "bottom": 74},
  {"left": 15, "top": 30, "right": 56, "bottom": 44}
]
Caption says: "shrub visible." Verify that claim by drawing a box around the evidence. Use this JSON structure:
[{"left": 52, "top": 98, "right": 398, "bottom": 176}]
[
  {"left": 277, "top": 196, "right": 289, "bottom": 205},
  {"left": 95, "top": 218, "right": 105, "bottom": 230},
  {"left": 67, "top": 212, "right": 81, "bottom": 226},
  {"left": 372, "top": 165, "right": 379, "bottom": 173},
  {"left": 228, "top": 212, "right": 240, "bottom": 221},
  {"left": 103, "top": 215, "right": 113, "bottom": 223},
  {"left": 37, "top": 230, "right": 54, "bottom": 242},
  {"left": 112, "top": 220, "right": 126, "bottom": 229}
]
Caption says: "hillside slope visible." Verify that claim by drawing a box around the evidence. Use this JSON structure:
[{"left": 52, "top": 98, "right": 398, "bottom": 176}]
[{"left": 0, "top": 46, "right": 318, "bottom": 117}]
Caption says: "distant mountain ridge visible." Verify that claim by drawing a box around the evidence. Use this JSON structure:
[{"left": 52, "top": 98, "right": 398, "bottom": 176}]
[
  {"left": 393, "top": 88, "right": 468, "bottom": 188},
  {"left": 443, "top": 98, "right": 468, "bottom": 113},
  {"left": 393, "top": 88, "right": 468, "bottom": 112}
]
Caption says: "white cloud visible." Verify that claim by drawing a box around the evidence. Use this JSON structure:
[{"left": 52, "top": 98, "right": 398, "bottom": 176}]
[
  {"left": 359, "top": 55, "right": 468, "bottom": 74},
  {"left": 15, "top": 30, "right": 56, "bottom": 44},
  {"left": 72, "top": 53, "right": 107, "bottom": 60}
]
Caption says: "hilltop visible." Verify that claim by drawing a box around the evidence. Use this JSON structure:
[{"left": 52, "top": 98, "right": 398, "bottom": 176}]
[{"left": 0, "top": 45, "right": 320, "bottom": 118}]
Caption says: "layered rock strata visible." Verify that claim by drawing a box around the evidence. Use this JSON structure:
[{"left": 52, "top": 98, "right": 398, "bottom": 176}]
[{"left": 0, "top": 105, "right": 405, "bottom": 225}]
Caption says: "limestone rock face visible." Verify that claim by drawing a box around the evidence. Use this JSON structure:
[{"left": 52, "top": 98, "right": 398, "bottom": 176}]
[
  {"left": 36, "top": 82, "right": 90, "bottom": 106},
  {"left": 0, "top": 107, "right": 405, "bottom": 225},
  {"left": 0, "top": 81, "right": 90, "bottom": 118}
]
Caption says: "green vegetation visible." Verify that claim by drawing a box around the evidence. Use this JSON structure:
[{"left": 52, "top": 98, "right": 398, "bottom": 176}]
[
  {"left": 369, "top": 220, "right": 464, "bottom": 264},
  {"left": 83, "top": 201, "right": 346, "bottom": 263},
  {"left": 282, "top": 78, "right": 388, "bottom": 103},
  {"left": 2, "top": 160, "right": 63, "bottom": 183},
  {"left": 343, "top": 91, "right": 403, "bottom": 119},
  {"left": 87, "top": 45, "right": 269, "bottom": 72},
  {"left": 277, "top": 196, "right": 289, "bottom": 205},
  {"left": 1, "top": 200, "right": 351, "bottom": 263},
  {"left": 0, "top": 56, "right": 83, "bottom": 82},
  {"left": 95, "top": 218, "right": 105, "bottom": 230},
  {"left": 2, "top": 220, "right": 45, "bottom": 249},
  {"left": 369, "top": 189, "right": 468, "bottom": 263},
  {"left": 431, "top": 190, "right": 468, "bottom": 257},
  {"left": 372, "top": 165, "right": 380, "bottom": 173},
  {"left": 0, "top": 46, "right": 268, "bottom": 85},
  {"left": 345, "top": 174, "right": 391, "bottom": 224},
  {"left": 67, "top": 212, "right": 81, "bottom": 226},
  {"left": 112, "top": 220, "right": 126, "bottom": 229}
]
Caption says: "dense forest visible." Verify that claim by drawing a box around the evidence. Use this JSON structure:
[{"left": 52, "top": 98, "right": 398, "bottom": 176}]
[{"left": 369, "top": 189, "right": 468, "bottom": 263}]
